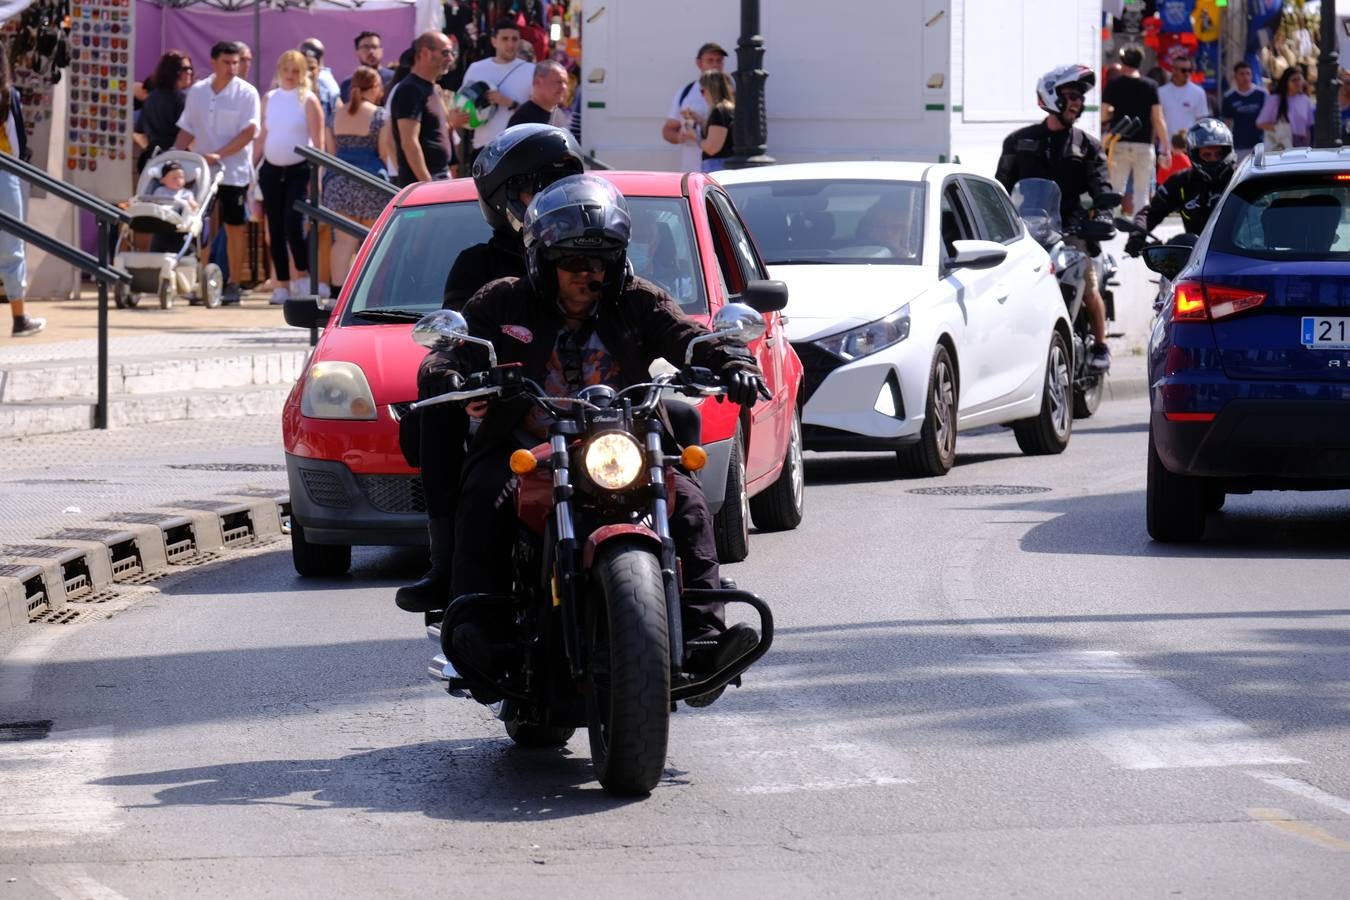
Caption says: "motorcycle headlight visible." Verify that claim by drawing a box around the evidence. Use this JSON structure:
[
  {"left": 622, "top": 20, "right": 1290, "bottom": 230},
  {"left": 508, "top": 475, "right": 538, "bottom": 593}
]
[
  {"left": 300, "top": 361, "right": 378, "bottom": 420},
  {"left": 584, "top": 432, "right": 645, "bottom": 491},
  {"left": 815, "top": 304, "right": 911, "bottom": 361}
]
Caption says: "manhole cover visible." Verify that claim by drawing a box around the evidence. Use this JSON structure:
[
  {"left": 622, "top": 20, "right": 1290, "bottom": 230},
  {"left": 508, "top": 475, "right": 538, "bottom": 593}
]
[
  {"left": 907, "top": 485, "right": 1052, "bottom": 496},
  {"left": 0, "top": 720, "right": 52, "bottom": 741},
  {"left": 168, "top": 463, "right": 285, "bottom": 472}
]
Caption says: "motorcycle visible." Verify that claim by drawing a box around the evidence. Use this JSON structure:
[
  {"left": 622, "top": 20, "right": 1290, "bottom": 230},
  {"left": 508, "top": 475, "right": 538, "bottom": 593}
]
[
  {"left": 409, "top": 304, "right": 775, "bottom": 797},
  {"left": 1011, "top": 178, "right": 1121, "bottom": 418}
]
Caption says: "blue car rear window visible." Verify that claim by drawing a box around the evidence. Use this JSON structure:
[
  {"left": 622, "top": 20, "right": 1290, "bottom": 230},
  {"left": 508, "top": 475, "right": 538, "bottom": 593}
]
[{"left": 1212, "top": 175, "right": 1350, "bottom": 261}]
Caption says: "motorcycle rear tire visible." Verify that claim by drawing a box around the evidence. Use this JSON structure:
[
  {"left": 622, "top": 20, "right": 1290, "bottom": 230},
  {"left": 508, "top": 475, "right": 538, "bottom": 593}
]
[
  {"left": 1073, "top": 375, "right": 1104, "bottom": 419},
  {"left": 505, "top": 719, "right": 575, "bottom": 748},
  {"left": 586, "top": 542, "right": 671, "bottom": 796}
]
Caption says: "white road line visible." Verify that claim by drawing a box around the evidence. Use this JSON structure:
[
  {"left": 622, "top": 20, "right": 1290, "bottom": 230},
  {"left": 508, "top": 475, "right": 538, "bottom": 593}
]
[
  {"left": 0, "top": 726, "right": 120, "bottom": 846},
  {"left": 1247, "top": 771, "right": 1350, "bottom": 817},
  {"left": 29, "top": 865, "right": 129, "bottom": 900},
  {"left": 984, "top": 650, "right": 1303, "bottom": 770}
]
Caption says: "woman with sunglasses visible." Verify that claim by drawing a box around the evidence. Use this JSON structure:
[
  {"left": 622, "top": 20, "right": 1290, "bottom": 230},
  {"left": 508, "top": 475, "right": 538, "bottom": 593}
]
[{"left": 134, "top": 50, "right": 194, "bottom": 174}]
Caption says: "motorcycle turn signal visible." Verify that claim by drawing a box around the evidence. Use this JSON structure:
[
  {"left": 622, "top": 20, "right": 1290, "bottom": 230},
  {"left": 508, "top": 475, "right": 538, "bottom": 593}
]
[{"left": 510, "top": 448, "right": 539, "bottom": 475}]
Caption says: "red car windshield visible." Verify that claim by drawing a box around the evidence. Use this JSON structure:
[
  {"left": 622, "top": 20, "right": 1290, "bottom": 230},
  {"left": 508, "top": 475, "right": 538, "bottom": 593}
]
[{"left": 344, "top": 198, "right": 708, "bottom": 320}]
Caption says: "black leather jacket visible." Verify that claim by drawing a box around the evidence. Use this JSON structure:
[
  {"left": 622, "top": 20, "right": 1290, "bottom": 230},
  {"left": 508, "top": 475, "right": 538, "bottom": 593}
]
[
  {"left": 1135, "top": 167, "right": 1232, "bottom": 236},
  {"left": 995, "top": 121, "right": 1113, "bottom": 223}
]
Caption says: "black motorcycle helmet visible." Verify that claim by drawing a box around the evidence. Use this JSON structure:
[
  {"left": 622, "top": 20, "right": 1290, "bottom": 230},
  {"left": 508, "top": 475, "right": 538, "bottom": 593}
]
[
  {"left": 1187, "top": 117, "right": 1237, "bottom": 184},
  {"left": 472, "top": 124, "right": 586, "bottom": 233},
  {"left": 523, "top": 174, "right": 632, "bottom": 306}
]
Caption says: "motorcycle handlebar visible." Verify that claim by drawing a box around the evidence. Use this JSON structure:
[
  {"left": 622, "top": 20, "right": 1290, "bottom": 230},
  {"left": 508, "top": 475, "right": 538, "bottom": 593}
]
[{"left": 409, "top": 369, "right": 743, "bottom": 416}]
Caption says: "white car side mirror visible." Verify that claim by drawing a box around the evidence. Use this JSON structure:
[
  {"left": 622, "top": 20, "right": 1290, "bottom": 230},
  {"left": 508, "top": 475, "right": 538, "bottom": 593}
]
[{"left": 950, "top": 239, "right": 1008, "bottom": 270}]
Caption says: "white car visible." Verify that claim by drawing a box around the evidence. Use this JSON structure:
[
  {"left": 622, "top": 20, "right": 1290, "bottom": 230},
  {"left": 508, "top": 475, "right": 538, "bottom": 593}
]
[{"left": 716, "top": 161, "right": 1073, "bottom": 475}]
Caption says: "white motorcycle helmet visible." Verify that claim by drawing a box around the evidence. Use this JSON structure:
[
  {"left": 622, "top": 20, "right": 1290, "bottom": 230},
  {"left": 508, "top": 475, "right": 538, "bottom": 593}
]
[{"left": 1036, "top": 64, "right": 1096, "bottom": 122}]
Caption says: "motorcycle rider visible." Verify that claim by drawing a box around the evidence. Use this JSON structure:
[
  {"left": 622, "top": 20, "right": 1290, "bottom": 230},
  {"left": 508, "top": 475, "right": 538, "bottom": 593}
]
[
  {"left": 442, "top": 174, "right": 765, "bottom": 677},
  {"left": 395, "top": 124, "right": 585, "bottom": 613},
  {"left": 1126, "top": 118, "right": 1237, "bottom": 255},
  {"left": 996, "top": 63, "right": 1115, "bottom": 373}
]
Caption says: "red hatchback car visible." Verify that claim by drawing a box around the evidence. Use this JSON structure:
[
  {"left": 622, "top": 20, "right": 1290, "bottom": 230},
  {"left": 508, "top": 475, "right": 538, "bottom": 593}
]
[{"left": 281, "top": 171, "right": 805, "bottom": 576}]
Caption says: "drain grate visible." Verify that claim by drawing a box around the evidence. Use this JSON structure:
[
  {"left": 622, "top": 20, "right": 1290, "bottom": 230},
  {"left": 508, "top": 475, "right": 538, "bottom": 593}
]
[
  {"left": 0, "top": 720, "right": 52, "bottom": 741},
  {"left": 907, "top": 485, "right": 1052, "bottom": 496},
  {"left": 32, "top": 607, "right": 87, "bottom": 625},
  {"left": 169, "top": 463, "right": 286, "bottom": 472}
]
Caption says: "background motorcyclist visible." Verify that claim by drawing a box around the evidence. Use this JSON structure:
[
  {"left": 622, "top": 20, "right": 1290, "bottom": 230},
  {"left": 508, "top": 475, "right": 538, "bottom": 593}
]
[
  {"left": 996, "top": 63, "right": 1115, "bottom": 373},
  {"left": 443, "top": 174, "right": 765, "bottom": 676},
  {"left": 395, "top": 124, "right": 584, "bottom": 613},
  {"left": 1126, "top": 118, "right": 1237, "bottom": 256}
]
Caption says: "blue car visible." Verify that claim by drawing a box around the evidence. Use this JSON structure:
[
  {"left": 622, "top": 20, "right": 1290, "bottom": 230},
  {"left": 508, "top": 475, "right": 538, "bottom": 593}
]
[{"left": 1142, "top": 146, "right": 1350, "bottom": 541}]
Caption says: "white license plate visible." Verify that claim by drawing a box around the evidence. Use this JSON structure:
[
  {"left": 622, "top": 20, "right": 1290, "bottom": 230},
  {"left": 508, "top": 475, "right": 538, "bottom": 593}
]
[{"left": 1301, "top": 316, "right": 1350, "bottom": 349}]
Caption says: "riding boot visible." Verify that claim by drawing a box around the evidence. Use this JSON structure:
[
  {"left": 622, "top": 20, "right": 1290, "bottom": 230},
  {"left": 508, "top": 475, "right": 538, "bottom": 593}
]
[{"left": 395, "top": 518, "right": 454, "bottom": 612}]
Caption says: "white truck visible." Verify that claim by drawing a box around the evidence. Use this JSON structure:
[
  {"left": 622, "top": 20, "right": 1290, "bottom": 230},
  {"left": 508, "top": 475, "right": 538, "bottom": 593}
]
[{"left": 578, "top": 0, "right": 1103, "bottom": 177}]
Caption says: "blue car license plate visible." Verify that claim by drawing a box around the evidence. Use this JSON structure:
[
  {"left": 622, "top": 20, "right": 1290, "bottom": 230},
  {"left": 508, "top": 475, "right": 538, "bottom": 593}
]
[{"left": 1301, "top": 316, "right": 1350, "bottom": 349}]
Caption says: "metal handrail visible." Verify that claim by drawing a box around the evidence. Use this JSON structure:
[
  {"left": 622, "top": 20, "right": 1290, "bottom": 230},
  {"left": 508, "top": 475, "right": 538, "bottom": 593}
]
[
  {"left": 291, "top": 198, "right": 369, "bottom": 240},
  {"left": 293, "top": 145, "right": 398, "bottom": 198},
  {"left": 0, "top": 152, "right": 130, "bottom": 224},
  {"left": 0, "top": 211, "right": 129, "bottom": 284}
]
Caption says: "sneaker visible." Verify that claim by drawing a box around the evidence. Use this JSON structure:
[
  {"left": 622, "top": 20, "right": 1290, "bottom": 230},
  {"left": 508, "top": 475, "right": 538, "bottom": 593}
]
[
  {"left": 11, "top": 314, "right": 45, "bottom": 337},
  {"left": 686, "top": 622, "right": 760, "bottom": 674},
  {"left": 1090, "top": 342, "right": 1112, "bottom": 372},
  {"left": 221, "top": 283, "right": 242, "bottom": 305},
  {"left": 317, "top": 282, "right": 332, "bottom": 300},
  {"left": 269, "top": 286, "right": 291, "bottom": 306},
  {"left": 290, "top": 278, "right": 311, "bottom": 296}
]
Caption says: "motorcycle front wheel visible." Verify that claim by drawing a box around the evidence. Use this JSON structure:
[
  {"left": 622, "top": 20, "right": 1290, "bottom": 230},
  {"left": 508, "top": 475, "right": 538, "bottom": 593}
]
[{"left": 585, "top": 542, "right": 671, "bottom": 796}]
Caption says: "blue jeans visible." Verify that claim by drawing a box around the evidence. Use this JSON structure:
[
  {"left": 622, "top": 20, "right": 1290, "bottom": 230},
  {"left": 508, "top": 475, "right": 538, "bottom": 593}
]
[
  {"left": 0, "top": 172, "right": 27, "bottom": 300},
  {"left": 701, "top": 158, "right": 726, "bottom": 173}
]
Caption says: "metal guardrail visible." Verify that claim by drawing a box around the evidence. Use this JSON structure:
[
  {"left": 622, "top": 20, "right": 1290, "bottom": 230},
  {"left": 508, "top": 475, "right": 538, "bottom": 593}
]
[{"left": 0, "top": 152, "right": 131, "bottom": 429}]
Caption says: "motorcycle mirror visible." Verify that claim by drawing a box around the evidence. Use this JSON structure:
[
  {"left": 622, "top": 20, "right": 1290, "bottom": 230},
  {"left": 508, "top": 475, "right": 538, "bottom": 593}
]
[
  {"left": 412, "top": 310, "right": 471, "bottom": 350},
  {"left": 711, "top": 302, "right": 767, "bottom": 342},
  {"left": 1094, "top": 192, "right": 1122, "bottom": 210}
]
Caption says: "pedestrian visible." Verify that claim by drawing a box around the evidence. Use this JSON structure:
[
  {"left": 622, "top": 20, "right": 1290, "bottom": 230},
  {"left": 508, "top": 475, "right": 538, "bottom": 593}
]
[
  {"left": 1157, "top": 57, "right": 1209, "bottom": 140},
  {"left": 327, "top": 66, "right": 395, "bottom": 289},
  {"left": 507, "top": 60, "right": 569, "bottom": 128},
  {"left": 1221, "top": 60, "right": 1267, "bottom": 161},
  {"left": 237, "top": 43, "right": 253, "bottom": 82},
  {"left": 134, "top": 50, "right": 193, "bottom": 174},
  {"left": 392, "top": 31, "right": 456, "bottom": 186},
  {"left": 662, "top": 42, "right": 729, "bottom": 173},
  {"left": 690, "top": 70, "right": 734, "bottom": 172},
  {"left": 1102, "top": 45, "right": 1171, "bottom": 216},
  {"left": 459, "top": 18, "right": 535, "bottom": 168},
  {"left": 299, "top": 38, "right": 340, "bottom": 134},
  {"left": 0, "top": 42, "right": 40, "bottom": 337},
  {"left": 174, "top": 40, "right": 261, "bottom": 304},
  {"left": 1257, "top": 67, "right": 1315, "bottom": 151},
  {"left": 340, "top": 31, "right": 395, "bottom": 102},
  {"left": 256, "top": 50, "right": 324, "bottom": 306}
]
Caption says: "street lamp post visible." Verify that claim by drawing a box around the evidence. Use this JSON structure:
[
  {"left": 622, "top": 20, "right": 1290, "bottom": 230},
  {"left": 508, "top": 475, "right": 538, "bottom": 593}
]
[
  {"left": 1315, "top": 0, "right": 1341, "bottom": 148},
  {"left": 726, "top": 0, "right": 775, "bottom": 168}
]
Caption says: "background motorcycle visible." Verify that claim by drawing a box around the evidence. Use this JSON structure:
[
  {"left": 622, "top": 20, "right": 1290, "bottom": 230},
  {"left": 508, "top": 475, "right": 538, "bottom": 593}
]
[
  {"left": 1012, "top": 178, "right": 1122, "bottom": 418},
  {"left": 410, "top": 304, "right": 775, "bottom": 797}
]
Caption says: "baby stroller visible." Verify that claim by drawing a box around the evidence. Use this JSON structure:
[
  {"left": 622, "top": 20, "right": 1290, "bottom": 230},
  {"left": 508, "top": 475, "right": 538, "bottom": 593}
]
[{"left": 115, "top": 150, "right": 224, "bottom": 309}]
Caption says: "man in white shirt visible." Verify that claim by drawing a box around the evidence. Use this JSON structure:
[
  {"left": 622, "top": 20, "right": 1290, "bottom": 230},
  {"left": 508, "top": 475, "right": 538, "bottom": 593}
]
[
  {"left": 175, "top": 40, "right": 261, "bottom": 303},
  {"left": 662, "top": 42, "right": 728, "bottom": 173},
  {"left": 1157, "top": 58, "right": 1209, "bottom": 141},
  {"left": 458, "top": 19, "right": 536, "bottom": 167}
]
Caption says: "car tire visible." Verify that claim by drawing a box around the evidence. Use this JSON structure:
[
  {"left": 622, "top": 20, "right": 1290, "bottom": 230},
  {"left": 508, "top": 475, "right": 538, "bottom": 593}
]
[
  {"left": 1073, "top": 374, "right": 1104, "bottom": 419},
  {"left": 713, "top": 425, "right": 751, "bottom": 563},
  {"left": 291, "top": 520, "right": 352, "bottom": 577},
  {"left": 1013, "top": 331, "right": 1072, "bottom": 456},
  {"left": 749, "top": 409, "right": 804, "bottom": 532},
  {"left": 1146, "top": 425, "right": 1207, "bottom": 542},
  {"left": 897, "top": 345, "right": 957, "bottom": 477},
  {"left": 1203, "top": 483, "right": 1226, "bottom": 513}
]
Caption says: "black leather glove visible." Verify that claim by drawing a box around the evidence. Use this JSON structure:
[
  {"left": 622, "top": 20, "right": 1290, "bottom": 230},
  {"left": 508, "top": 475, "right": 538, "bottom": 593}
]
[
  {"left": 720, "top": 367, "right": 766, "bottom": 407},
  {"left": 1125, "top": 233, "right": 1147, "bottom": 257},
  {"left": 417, "top": 351, "right": 462, "bottom": 397}
]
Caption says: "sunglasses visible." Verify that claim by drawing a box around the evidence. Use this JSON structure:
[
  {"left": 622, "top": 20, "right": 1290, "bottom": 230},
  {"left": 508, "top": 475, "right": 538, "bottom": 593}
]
[
  {"left": 554, "top": 255, "right": 607, "bottom": 274},
  {"left": 1175, "top": 67, "right": 1193, "bottom": 74}
]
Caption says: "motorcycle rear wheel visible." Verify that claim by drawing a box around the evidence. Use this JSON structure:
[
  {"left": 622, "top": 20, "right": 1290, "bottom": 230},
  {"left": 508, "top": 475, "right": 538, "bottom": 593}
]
[
  {"left": 1073, "top": 374, "right": 1104, "bottom": 419},
  {"left": 585, "top": 542, "right": 671, "bottom": 796}
]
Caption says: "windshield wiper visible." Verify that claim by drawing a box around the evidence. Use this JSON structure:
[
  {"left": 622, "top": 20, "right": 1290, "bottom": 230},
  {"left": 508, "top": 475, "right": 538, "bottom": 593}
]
[{"left": 352, "top": 308, "right": 432, "bottom": 322}]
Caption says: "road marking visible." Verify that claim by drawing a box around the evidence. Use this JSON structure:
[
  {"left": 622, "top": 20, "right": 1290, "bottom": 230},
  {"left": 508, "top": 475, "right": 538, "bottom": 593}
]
[
  {"left": 29, "top": 865, "right": 130, "bottom": 900},
  {"left": 983, "top": 650, "right": 1303, "bottom": 770},
  {"left": 1247, "top": 771, "right": 1350, "bottom": 817},
  {"left": 1249, "top": 808, "right": 1350, "bottom": 852},
  {"left": 0, "top": 726, "right": 119, "bottom": 846}
]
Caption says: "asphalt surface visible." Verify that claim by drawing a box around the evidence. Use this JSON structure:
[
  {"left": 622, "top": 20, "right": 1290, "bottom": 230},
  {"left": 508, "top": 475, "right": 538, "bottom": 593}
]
[{"left": 2, "top": 395, "right": 1348, "bottom": 898}]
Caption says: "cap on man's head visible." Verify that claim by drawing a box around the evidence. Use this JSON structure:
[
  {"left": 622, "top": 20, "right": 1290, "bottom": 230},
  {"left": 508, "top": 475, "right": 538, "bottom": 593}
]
[
  {"left": 299, "top": 38, "right": 325, "bottom": 60},
  {"left": 697, "top": 42, "right": 728, "bottom": 58}
]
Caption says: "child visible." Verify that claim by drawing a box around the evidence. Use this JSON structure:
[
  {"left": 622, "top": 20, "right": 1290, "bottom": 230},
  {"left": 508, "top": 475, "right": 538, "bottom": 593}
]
[
  {"left": 152, "top": 161, "right": 198, "bottom": 214},
  {"left": 1156, "top": 131, "right": 1192, "bottom": 183}
]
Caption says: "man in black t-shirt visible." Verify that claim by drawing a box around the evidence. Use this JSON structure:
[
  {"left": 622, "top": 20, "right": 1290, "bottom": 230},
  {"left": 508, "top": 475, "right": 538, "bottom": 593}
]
[
  {"left": 392, "top": 31, "right": 456, "bottom": 186},
  {"left": 508, "top": 61, "right": 569, "bottom": 128},
  {"left": 1101, "top": 45, "right": 1170, "bottom": 215}
]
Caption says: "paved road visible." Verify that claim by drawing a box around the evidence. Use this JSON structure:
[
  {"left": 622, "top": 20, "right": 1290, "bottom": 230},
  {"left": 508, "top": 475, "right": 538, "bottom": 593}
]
[{"left": 3, "top": 395, "right": 1348, "bottom": 898}]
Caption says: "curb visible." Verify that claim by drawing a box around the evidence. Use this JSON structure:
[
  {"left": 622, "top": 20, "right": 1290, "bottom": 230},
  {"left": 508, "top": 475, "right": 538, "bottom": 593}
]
[
  {"left": 0, "top": 490, "right": 289, "bottom": 633},
  {"left": 1105, "top": 371, "right": 1149, "bottom": 403}
]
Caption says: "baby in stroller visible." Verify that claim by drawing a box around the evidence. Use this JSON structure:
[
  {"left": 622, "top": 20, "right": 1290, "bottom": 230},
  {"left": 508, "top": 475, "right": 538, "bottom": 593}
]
[{"left": 115, "top": 150, "right": 223, "bottom": 309}]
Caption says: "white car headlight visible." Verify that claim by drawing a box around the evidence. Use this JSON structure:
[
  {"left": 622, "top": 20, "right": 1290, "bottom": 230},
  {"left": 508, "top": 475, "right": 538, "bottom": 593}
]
[
  {"left": 584, "top": 432, "right": 644, "bottom": 491},
  {"left": 300, "top": 361, "right": 378, "bottom": 420},
  {"left": 815, "top": 304, "right": 911, "bottom": 361}
]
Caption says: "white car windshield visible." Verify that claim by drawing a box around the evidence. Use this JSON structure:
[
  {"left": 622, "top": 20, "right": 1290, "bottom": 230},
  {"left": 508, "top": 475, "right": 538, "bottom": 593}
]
[{"left": 725, "top": 179, "right": 924, "bottom": 265}]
